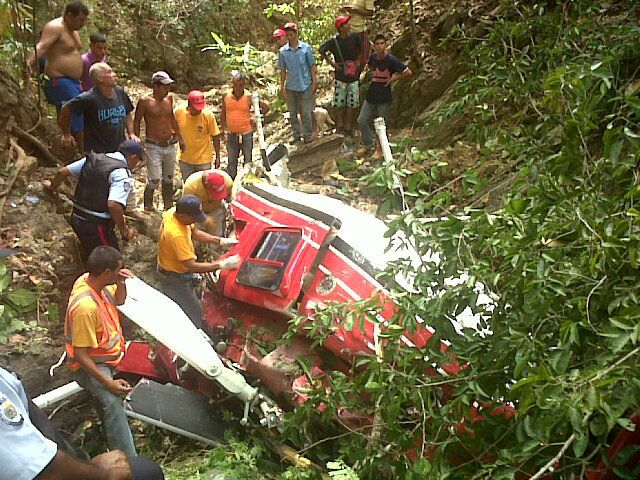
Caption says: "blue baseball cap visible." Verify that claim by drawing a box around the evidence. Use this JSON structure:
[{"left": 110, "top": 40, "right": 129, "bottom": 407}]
[
  {"left": 118, "top": 140, "right": 146, "bottom": 160},
  {"left": 176, "top": 194, "right": 206, "bottom": 223}
]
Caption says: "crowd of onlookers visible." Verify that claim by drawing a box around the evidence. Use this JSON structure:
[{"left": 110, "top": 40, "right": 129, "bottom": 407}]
[{"left": 272, "top": 6, "right": 411, "bottom": 159}]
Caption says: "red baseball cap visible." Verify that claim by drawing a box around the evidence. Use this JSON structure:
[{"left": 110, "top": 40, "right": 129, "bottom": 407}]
[
  {"left": 283, "top": 22, "right": 298, "bottom": 31},
  {"left": 335, "top": 15, "right": 351, "bottom": 30},
  {"left": 187, "top": 90, "right": 206, "bottom": 111},
  {"left": 272, "top": 28, "right": 286, "bottom": 39},
  {"left": 205, "top": 171, "right": 230, "bottom": 201}
]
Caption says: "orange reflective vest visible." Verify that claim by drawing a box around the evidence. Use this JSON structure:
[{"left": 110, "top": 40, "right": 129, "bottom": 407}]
[
  {"left": 224, "top": 91, "right": 253, "bottom": 134},
  {"left": 64, "top": 274, "right": 124, "bottom": 371}
]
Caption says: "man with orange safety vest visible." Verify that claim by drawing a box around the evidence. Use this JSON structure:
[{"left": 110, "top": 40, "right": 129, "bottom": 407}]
[
  {"left": 220, "top": 70, "right": 269, "bottom": 179},
  {"left": 64, "top": 245, "right": 137, "bottom": 457}
]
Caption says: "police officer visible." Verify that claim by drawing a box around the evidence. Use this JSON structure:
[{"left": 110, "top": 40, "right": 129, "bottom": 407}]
[
  {"left": 44, "top": 140, "right": 145, "bottom": 257},
  {"left": 0, "top": 365, "right": 165, "bottom": 479}
]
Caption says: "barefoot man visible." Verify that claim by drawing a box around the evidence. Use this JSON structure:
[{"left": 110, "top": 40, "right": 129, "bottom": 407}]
[
  {"left": 27, "top": 2, "right": 89, "bottom": 154},
  {"left": 134, "top": 71, "right": 184, "bottom": 211}
]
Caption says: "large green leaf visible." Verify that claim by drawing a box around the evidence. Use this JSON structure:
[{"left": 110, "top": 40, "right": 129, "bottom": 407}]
[{"left": 6, "top": 288, "right": 37, "bottom": 309}]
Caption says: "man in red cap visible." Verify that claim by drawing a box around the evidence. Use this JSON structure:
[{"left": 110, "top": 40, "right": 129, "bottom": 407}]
[
  {"left": 341, "top": 0, "right": 374, "bottom": 71},
  {"left": 173, "top": 90, "right": 222, "bottom": 182},
  {"left": 183, "top": 169, "right": 233, "bottom": 236},
  {"left": 272, "top": 28, "right": 287, "bottom": 49},
  {"left": 319, "top": 15, "right": 362, "bottom": 135}
]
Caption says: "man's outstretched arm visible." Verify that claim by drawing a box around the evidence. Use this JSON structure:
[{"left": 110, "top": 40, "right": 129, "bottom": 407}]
[{"left": 36, "top": 449, "right": 132, "bottom": 480}]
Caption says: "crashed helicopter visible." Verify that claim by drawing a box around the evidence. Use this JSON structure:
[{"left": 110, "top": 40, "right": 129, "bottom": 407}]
[{"left": 35, "top": 117, "right": 639, "bottom": 478}]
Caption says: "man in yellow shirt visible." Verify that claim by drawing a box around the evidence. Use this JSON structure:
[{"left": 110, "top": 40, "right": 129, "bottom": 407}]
[
  {"left": 157, "top": 194, "right": 240, "bottom": 328},
  {"left": 64, "top": 245, "right": 137, "bottom": 457},
  {"left": 342, "top": 0, "right": 374, "bottom": 71},
  {"left": 183, "top": 169, "right": 233, "bottom": 236},
  {"left": 173, "top": 90, "right": 222, "bottom": 181}
]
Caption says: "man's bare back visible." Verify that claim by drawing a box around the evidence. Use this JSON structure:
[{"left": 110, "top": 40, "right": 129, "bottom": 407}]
[
  {"left": 136, "top": 95, "right": 176, "bottom": 143},
  {"left": 39, "top": 18, "right": 84, "bottom": 79}
]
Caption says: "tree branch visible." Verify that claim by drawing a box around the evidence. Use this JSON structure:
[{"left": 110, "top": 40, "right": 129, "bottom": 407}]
[
  {"left": 530, "top": 412, "right": 592, "bottom": 480},
  {"left": 529, "top": 433, "right": 576, "bottom": 480}
]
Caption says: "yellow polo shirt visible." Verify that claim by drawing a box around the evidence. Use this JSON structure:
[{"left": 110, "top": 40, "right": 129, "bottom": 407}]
[
  {"left": 346, "top": 0, "right": 374, "bottom": 32},
  {"left": 157, "top": 207, "right": 195, "bottom": 273},
  {"left": 69, "top": 279, "right": 118, "bottom": 349},
  {"left": 174, "top": 104, "right": 221, "bottom": 165},
  {"left": 183, "top": 169, "right": 233, "bottom": 214}
]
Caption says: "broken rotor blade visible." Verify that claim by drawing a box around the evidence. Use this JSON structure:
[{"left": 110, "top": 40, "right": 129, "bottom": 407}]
[{"left": 118, "top": 277, "right": 259, "bottom": 404}]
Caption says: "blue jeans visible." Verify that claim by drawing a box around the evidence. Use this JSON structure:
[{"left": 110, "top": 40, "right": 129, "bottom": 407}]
[
  {"left": 286, "top": 87, "right": 314, "bottom": 141},
  {"left": 157, "top": 269, "right": 202, "bottom": 329},
  {"left": 72, "top": 364, "right": 137, "bottom": 457},
  {"left": 226, "top": 132, "right": 253, "bottom": 179},
  {"left": 357, "top": 100, "right": 391, "bottom": 149}
]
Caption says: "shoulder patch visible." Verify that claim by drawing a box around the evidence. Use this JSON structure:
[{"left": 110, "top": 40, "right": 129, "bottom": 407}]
[{"left": 0, "top": 393, "right": 24, "bottom": 429}]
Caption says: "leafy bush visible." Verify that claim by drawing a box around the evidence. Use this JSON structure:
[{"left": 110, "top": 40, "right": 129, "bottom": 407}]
[
  {"left": 264, "top": 0, "right": 341, "bottom": 48},
  {"left": 202, "top": 32, "right": 261, "bottom": 74},
  {"left": 0, "top": 260, "right": 38, "bottom": 343},
  {"left": 0, "top": 0, "right": 32, "bottom": 76},
  {"left": 281, "top": 1, "right": 640, "bottom": 478}
]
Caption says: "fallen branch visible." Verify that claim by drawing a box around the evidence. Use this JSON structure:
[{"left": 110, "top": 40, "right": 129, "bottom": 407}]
[
  {"left": 10, "top": 124, "right": 63, "bottom": 166},
  {"left": 0, "top": 138, "right": 33, "bottom": 227}
]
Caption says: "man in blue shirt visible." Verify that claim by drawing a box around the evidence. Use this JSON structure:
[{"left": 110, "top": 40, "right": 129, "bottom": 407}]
[
  {"left": 0, "top": 366, "right": 164, "bottom": 479},
  {"left": 0, "top": 367, "right": 57, "bottom": 480},
  {"left": 357, "top": 34, "right": 412, "bottom": 158},
  {"left": 44, "top": 140, "right": 144, "bottom": 257},
  {"left": 277, "top": 22, "right": 318, "bottom": 144}
]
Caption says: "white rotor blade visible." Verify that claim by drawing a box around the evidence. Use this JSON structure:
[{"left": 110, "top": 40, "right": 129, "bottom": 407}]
[{"left": 117, "top": 277, "right": 224, "bottom": 377}]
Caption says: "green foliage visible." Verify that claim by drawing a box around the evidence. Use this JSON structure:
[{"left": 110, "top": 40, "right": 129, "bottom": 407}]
[
  {"left": 264, "top": 0, "right": 341, "bottom": 48},
  {"left": 0, "top": 0, "right": 32, "bottom": 75},
  {"left": 264, "top": 2, "right": 296, "bottom": 18},
  {"left": 297, "top": 0, "right": 342, "bottom": 48},
  {"left": 326, "top": 460, "right": 359, "bottom": 479},
  {"left": 202, "top": 32, "right": 261, "bottom": 74},
  {"left": 280, "top": 1, "right": 640, "bottom": 478},
  {"left": 161, "top": 432, "right": 319, "bottom": 479},
  {"left": 0, "top": 260, "right": 38, "bottom": 343}
]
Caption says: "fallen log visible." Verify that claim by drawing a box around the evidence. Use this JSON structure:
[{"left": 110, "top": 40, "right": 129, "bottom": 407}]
[
  {"left": 43, "top": 186, "right": 161, "bottom": 241},
  {"left": 288, "top": 134, "right": 344, "bottom": 175}
]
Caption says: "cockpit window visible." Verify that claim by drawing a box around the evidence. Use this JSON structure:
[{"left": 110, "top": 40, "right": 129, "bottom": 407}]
[{"left": 236, "top": 230, "right": 301, "bottom": 291}]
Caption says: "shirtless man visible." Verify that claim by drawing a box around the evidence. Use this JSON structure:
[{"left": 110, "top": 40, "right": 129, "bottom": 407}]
[
  {"left": 134, "top": 71, "right": 184, "bottom": 211},
  {"left": 27, "top": 2, "right": 89, "bottom": 154}
]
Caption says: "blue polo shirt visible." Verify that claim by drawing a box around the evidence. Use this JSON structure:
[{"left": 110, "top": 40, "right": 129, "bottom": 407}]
[
  {"left": 0, "top": 367, "right": 57, "bottom": 480},
  {"left": 277, "top": 41, "right": 315, "bottom": 92}
]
